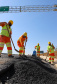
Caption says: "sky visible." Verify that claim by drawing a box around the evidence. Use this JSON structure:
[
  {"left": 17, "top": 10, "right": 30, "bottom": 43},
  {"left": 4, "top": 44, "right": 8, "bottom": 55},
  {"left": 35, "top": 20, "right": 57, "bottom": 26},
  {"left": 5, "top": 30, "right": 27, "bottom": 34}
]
[{"left": 0, "top": 0, "right": 57, "bottom": 55}]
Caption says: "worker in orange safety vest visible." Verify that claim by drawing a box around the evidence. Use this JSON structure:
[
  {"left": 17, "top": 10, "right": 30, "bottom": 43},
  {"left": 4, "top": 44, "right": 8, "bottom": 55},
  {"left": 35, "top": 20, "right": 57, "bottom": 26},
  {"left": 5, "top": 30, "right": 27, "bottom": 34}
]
[
  {"left": 35, "top": 43, "right": 40, "bottom": 57},
  {"left": 0, "top": 20, "right": 14, "bottom": 57},
  {"left": 17, "top": 32, "right": 28, "bottom": 56},
  {"left": 47, "top": 42, "right": 55, "bottom": 64}
]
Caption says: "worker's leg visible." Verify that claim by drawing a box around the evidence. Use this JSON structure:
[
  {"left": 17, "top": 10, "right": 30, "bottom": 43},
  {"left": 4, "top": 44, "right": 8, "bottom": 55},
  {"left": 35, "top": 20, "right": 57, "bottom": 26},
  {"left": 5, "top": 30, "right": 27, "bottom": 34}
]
[
  {"left": 0, "top": 35, "right": 5, "bottom": 56},
  {"left": 51, "top": 56, "right": 54, "bottom": 62},
  {"left": 49, "top": 56, "right": 51, "bottom": 63},
  {"left": 23, "top": 47, "right": 25, "bottom": 55},
  {"left": 51, "top": 53, "right": 55, "bottom": 64},
  {"left": 36, "top": 52, "right": 38, "bottom": 57},
  {"left": 0, "top": 42, "right": 4, "bottom": 56},
  {"left": 38, "top": 53, "right": 40, "bottom": 57},
  {"left": 37, "top": 51, "right": 40, "bottom": 57},
  {"left": 38, "top": 51, "right": 40, "bottom": 57},
  {"left": 37, "top": 53, "right": 40, "bottom": 57},
  {"left": 6, "top": 42, "right": 12, "bottom": 56},
  {"left": 5, "top": 37, "right": 12, "bottom": 56},
  {"left": 18, "top": 41, "right": 23, "bottom": 56},
  {"left": 36, "top": 50, "right": 38, "bottom": 57},
  {"left": 19, "top": 47, "right": 23, "bottom": 56}
]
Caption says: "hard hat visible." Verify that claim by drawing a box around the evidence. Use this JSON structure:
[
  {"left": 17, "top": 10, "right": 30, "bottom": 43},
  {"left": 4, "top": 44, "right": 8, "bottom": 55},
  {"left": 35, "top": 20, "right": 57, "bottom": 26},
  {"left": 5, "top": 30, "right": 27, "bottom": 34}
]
[
  {"left": 48, "top": 42, "right": 51, "bottom": 44},
  {"left": 23, "top": 32, "right": 27, "bottom": 36},
  {"left": 38, "top": 43, "right": 39, "bottom": 45},
  {"left": 9, "top": 20, "right": 13, "bottom": 25}
]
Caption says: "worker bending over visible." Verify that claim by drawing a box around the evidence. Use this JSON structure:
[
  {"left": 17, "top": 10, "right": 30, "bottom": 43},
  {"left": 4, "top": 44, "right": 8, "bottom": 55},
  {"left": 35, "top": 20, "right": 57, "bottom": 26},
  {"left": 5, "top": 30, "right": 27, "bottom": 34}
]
[
  {"left": 47, "top": 42, "right": 55, "bottom": 64},
  {"left": 0, "top": 20, "right": 14, "bottom": 57},
  {"left": 35, "top": 43, "right": 40, "bottom": 57},
  {"left": 17, "top": 32, "right": 27, "bottom": 56}
]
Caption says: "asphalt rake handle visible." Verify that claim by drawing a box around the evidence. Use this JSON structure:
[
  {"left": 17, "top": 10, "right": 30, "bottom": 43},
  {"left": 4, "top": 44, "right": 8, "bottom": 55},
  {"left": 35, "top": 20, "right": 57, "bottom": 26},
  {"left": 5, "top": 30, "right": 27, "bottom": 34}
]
[
  {"left": 10, "top": 37, "right": 19, "bottom": 52},
  {"left": 23, "top": 39, "right": 26, "bottom": 55}
]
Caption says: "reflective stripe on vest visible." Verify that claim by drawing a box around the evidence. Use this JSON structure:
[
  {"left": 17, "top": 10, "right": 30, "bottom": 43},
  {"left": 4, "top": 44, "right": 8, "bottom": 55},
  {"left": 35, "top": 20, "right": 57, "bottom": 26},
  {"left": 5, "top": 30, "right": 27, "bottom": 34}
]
[
  {"left": 47, "top": 46, "right": 54, "bottom": 54},
  {"left": 0, "top": 25, "right": 11, "bottom": 37},
  {"left": 36, "top": 45, "right": 40, "bottom": 51}
]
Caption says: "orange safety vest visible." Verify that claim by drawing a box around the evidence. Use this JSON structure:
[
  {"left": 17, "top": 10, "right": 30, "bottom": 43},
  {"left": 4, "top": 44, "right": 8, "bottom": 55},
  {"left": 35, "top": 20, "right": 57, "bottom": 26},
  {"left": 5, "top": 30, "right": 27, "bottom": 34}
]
[{"left": 17, "top": 35, "right": 27, "bottom": 47}]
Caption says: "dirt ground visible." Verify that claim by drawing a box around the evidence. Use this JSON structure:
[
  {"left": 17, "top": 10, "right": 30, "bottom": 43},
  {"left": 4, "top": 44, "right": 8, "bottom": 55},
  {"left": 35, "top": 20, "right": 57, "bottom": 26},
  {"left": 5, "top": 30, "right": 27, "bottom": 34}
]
[{"left": 40, "top": 51, "right": 57, "bottom": 58}]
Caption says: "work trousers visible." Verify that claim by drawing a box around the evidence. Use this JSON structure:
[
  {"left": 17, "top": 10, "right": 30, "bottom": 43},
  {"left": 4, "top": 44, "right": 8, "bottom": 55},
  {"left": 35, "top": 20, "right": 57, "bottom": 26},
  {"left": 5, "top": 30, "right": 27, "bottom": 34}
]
[
  {"left": 17, "top": 41, "right": 25, "bottom": 55},
  {"left": 36, "top": 51, "right": 40, "bottom": 57},
  {"left": 0, "top": 35, "right": 12, "bottom": 56},
  {"left": 49, "top": 53, "right": 55, "bottom": 62},
  {"left": 49, "top": 56, "right": 55, "bottom": 62},
  {"left": 19, "top": 47, "right": 25, "bottom": 55}
]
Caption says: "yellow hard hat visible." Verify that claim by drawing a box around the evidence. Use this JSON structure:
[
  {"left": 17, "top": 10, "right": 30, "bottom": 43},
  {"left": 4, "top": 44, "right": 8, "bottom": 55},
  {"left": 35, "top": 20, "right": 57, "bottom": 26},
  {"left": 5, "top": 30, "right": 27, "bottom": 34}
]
[
  {"left": 38, "top": 43, "right": 39, "bottom": 45},
  {"left": 23, "top": 32, "right": 27, "bottom": 36},
  {"left": 9, "top": 20, "right": 13, "bottom": 25},
  {"left": 48, "top": 42, "right": 51, "bottom": 44}
]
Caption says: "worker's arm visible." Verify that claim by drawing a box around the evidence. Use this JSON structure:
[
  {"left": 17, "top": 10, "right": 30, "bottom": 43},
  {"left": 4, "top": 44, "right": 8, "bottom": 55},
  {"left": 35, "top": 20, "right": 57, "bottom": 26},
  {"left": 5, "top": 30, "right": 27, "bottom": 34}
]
[
  {"left": 25, "top": 36, "right": 28, "bottom": 42},
  {"left": 52, "top": 44, "right": 55, "bottom": 49},
  {"left": 0, "top": 22, "right": 7, "bottom": 27},
  {"left": 35, "top": 46, "right": 37, "bottom": 49},
  {"left": 24, "top": 38, "right": 27, "bottom": 49},
  {"left": 9, "top": 29, "right": 12, "bottom": 38},
  {"left": 21, "top": 40, "right": 24, "bottom": 47},
  {"left": 17, "top": 40, "right": 19, "bottom": 46},
  {"left": 53, "top": 45, "right": 55, "bottom": 49},
  {"left": 19, "top": 36, "right": 24, "bottom": 47},
  {"left": 54, "top": 46, "right": 55, "bottom": 49},
  {"left": 9, "top": 32, "right": 12, "bottom": 38}
]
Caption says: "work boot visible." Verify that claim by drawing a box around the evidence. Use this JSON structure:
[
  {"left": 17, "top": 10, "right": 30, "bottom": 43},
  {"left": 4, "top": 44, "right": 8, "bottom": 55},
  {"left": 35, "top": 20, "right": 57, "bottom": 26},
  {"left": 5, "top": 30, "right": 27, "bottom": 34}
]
[
  {"left": 8, "top": 55, "right": 14, "bottom": 58},
  {"left": 51, "top": 61, "right": 55, "bottom": 65},
  {"left": 48, "top": 62, "right": 51, "bottom": 64},
  {"left": 19, "top": 54, "right": 22, "bottom": 56}
]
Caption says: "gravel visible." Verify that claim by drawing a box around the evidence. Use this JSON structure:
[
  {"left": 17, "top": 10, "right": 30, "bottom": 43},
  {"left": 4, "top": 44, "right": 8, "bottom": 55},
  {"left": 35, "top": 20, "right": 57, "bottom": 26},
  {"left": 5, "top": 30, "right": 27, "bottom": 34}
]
[{"left": 3, "top": 56, "right": 57, "bottom": 84}]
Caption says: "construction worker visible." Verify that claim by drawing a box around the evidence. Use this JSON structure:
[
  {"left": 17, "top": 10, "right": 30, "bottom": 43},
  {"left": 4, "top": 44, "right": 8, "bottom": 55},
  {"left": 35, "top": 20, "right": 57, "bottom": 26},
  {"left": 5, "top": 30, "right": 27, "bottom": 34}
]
[
  {"left": 35, "top": 43, "right": 40, "bottom": 57},
  {"left": 17, "top": 32, "right": 27, "bottom": 56},
  {"left": 47, "top": 42, "right": 55, "bottom": 64},
  {"left": 0, "top": 20, "right": 14, "bottom": 57}
]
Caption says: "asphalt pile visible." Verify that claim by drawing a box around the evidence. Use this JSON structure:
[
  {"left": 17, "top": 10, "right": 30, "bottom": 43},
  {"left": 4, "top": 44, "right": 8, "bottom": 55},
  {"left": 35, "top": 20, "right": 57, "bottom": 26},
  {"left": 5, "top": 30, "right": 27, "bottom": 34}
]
[{"left": 6, "top": 56, "right": 57, "bottom": 84}]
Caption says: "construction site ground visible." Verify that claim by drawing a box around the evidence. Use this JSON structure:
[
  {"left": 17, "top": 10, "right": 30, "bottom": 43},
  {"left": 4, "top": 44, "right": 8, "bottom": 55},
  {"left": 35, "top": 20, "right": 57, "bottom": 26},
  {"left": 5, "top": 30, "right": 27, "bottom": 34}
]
[
  {"left": 0, "top": 54, "right": 57, "bottom": 72},
  {"left": 0, "top": 53, "right": 57, "bottom": 83},
  {"left": 0, "top": 54, "right": 57, "bottom": 70},
  {"left": 40, "top": 55, "right": 57, "bottom": 70}
]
